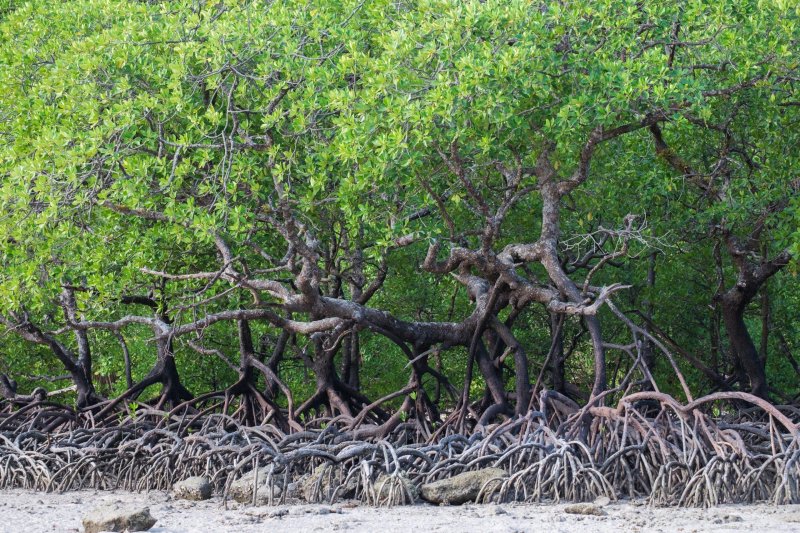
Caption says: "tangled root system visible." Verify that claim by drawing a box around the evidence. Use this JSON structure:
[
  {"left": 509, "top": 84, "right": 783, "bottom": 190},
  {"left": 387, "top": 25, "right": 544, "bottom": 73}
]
[{"left": 1, "top": 391, "right": 798, "bottom": 507}]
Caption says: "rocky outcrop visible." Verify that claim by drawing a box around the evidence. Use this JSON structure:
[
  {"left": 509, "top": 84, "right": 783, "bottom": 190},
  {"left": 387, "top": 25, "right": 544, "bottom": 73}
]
[
  {"left": 419, "top": 468, "right": 506, "bottom": 505},
  {"left": 173, "top": 476, "right": 213, "bottom": 501},
  {"left": 82, "top": 505, "right": 157, "bottom": 533},
  {"left": 373, "top": 473, "right": 418, "bottom": 504},
  {"left": 229, "top": 467, "right": 282, "bottom": 504},
  {"left": 300, "top": 464, "right": 357, "bottom": 503}
]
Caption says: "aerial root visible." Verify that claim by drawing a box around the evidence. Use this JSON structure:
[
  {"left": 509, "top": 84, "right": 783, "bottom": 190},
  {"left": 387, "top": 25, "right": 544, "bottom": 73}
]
[{"left": 0, "top": 391, "right": 798, "bottom": 506}]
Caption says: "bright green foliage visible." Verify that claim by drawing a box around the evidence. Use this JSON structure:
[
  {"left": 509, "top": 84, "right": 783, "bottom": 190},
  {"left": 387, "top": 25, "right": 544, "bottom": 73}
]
[{"left": 0, "top": 1, "right": 798, "bottom": 403}]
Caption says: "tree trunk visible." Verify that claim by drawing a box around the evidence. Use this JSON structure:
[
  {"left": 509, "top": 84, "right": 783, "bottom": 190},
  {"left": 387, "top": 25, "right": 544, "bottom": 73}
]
[
  {"left": 721, "top": 292, "right": 768, "bottom": 399},
  {"left": 549, "top": 312, "right": 566, "bottom": 394},
  {"left": 640, "top": 252, "right": 657, "bottom": 389}
]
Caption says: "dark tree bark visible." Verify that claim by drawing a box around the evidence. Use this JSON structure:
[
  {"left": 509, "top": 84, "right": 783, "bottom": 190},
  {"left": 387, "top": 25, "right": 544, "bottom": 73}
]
[
  {"left": 640, "top": 252, "right": 657, "bottom": 389},
  {"left": 650, "top": 122, "right": 794, "bottom": 400},
  {"left": 0, "top": 374, "right": 17, "bottom": 400},
  {"left": 549, "top": 312, "right": 566, "bottom": 394},
  {"left": 61, "top": 288, "right": 101, "bottom": 408},
  {"left": 718, "top": 236, "right": 790, "bottom": 399},
  {"left": 0, "top": 300, "right": 101, "bottom": 409}
]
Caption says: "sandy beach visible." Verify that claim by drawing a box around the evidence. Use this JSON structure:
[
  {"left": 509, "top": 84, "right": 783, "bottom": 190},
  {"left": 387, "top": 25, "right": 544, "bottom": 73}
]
[{"left": 1, "top": 489, "right": 799, "bottom": 533}]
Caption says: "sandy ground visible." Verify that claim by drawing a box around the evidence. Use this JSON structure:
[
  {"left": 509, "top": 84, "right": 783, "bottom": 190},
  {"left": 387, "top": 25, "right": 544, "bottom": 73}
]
[{"left": 1, "top": 490, "right": 799, "bottom": 533}]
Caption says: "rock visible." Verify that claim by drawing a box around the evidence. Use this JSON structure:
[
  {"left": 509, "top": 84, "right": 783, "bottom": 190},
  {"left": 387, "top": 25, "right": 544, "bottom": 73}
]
[
  {"left": 269, "top": 508, "right": 289, "bottom": 519},
  {"left": 82, "top": 505, "right": 157, "bottom": 533},
  {"left": 564, "top": 503, "right": 607, "bottom": 516},
  {"left": 230, "top": 467, "right": 283, "bottom": 504},
  {"left": 713, "top": 514, "right": 743, "bottom": 524},
  {"left": 785, "top": 513, "right": 800, "bottom": 523},
  {"left": 419, "top": 468, "right": 506, "bottom": 505},
  {"left": 243, "top": 507, "right": 271, "bottom": 519},
  {"left": 285, "top": 481, "right": 301, "bottom": 499},
  {"left": 172, "top": 499, "right": 197, "bottom": 510},
  {"left": 173, "top": 476, "right": 213, "bottom": 501},
  {"left": 285, "top": 474, "right": 308, "bottom": 500},
  {"left": 301, "top": 464, "right": 356, "bottom": 502},
  {"left": 593, "top": 495, "right": 611, "bottom": 507},
  {"left": 373, "top": 473, "right": 419, "bottom": 504}
]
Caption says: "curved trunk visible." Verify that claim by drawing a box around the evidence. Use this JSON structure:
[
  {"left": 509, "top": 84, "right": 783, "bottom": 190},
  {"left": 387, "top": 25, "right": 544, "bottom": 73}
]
[
  {"left": 157, "top": 352, "right": 194, "bottom": 407},
  {"left": 721, "top": 294, "right": 768, "bottom": 399},
  {"left": 540, "top": 185, "right": 607, "bottom": 399},
  {"left": 475, "top": 340, "right": 509, "bottom": 408},
  {"left": 0, "top": 374, "right": 17, "bottom": 400},
  {"left": 297, "top": 338, "right": 369, "bottom": 421},
  {"left": 61, "top": 288, "right": 102, "bottom": 408}
]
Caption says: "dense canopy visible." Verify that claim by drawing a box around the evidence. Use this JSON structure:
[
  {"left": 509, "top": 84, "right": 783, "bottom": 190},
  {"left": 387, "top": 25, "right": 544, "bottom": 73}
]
[{"left": 0, "top": 0, "right": 798, "bottom": 437}]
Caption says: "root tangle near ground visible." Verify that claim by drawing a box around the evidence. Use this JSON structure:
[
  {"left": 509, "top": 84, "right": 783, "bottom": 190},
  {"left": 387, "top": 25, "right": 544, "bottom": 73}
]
[{"left": 1, "top": 391, "right": 798, "bottom": 508}]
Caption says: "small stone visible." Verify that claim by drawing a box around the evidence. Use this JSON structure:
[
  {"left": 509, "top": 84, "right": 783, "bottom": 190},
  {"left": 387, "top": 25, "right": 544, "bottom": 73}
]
[
  {"left": 173, "top": 476, "right": 213, "bottom": 501},
  {"left": 713, "top": 514, "right": 743, "bottom": 524},
  {"left": 491, "top": 506, "right": 508, "bottom": 515},
  {"left": 244, "top": 507, "right": 271, "bottom": 518},
  {"left": 82, "top": 505, "right": 157, "bottom": 533},
  {"left": 564, "top": 503, "right": 607, "bottom": 517},
  {"left": 593, "top": 495, "right": 611, "bottom": 507},
  {"left": 173, "top": 499, "right": 196, "bottom": 509},
  {"left": 317, "top": 507, "right": 331, "bottom": 515}
]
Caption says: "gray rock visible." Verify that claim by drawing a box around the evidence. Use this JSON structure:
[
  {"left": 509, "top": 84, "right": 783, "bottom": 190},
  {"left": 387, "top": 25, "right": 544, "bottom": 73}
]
[
  {"left": 230, "top": 467, "right": 283, "bottom": 504},
  {"left": 373, "top": 473, "right": 418, "bottom": 504},
  {"left": 82, "top": 505, "right": 157, "bottom": 533},
  {"left": 713, "top": 514, "right": 743, "bottom": 524},
  {"left": 301, "top": 465, "right": 356, "bottom": 502},
  {"left": 243, "top": 507, "right": 271, "bottom": 519},
  {"left": 785, "top": 512, "right": 800, "bottom": 523},
  {"left": 419, "top": 468, "right": 506, "bottom": 505},
  {"left": 564, "top": 503, "right": 607, "bottom": 516},
  {"left": 593, "top": 495, "right": 611, "bottom": 507},
  {"left": 269, "top": 508, "right": 289, "bottom": 519},
  {"left": 285, "top": 481, "right": 301, "bottom": 499},
  {"left": 285, "top": 473, "right": 309, "bottom": 500},
  {"left": 172, "top": 499, "right": 196, "bottom": 510},
  {"left": 173, "top": 476, "right": 213, "bottom": 501}
]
